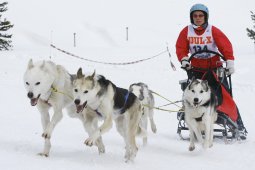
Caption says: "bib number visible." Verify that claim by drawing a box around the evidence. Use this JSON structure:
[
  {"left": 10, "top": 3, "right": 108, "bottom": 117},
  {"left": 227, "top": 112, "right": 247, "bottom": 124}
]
[{"left": 193, "top": 45, "right": 208, "bottom": 52}]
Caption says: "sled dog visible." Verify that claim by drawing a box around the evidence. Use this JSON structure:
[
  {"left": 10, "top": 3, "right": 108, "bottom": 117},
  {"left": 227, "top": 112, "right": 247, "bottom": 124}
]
[
  {"left": 73, "top": 68, "right": 144, "bottom": 162},
  {"left": 129, "top": 82, "right": 157, "bottom": 145},
  {"left": 183, "top": 79, "right": 218, "bottom": 151},
  {"left": 23, "top": 59, "right": 105, "bottom": 157}
]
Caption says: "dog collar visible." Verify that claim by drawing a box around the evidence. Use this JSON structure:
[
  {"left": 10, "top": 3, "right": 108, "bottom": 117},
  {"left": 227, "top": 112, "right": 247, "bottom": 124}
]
[
  {"left": 195, "top": 113, "right": 204, "bottom": 122},
  {"left": 201, "top": 100, "right": 210, "bottom": 107},
  {"left": 95, "top": 109, "right": 103, "bottom": 117}
]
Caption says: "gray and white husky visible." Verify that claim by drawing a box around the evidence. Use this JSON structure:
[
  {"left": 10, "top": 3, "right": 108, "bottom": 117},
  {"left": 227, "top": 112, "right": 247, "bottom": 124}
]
[
  {"left": 183, "top": 79, "right": 218, "bottom": 151},
  {"left": 72, "top": 68, "right": 144, "bottom": 162},
  {"left": 129, "top": 82, "right": 157, "bottom": 146},
  {"left": 23, "top": 59, "right": 105, "bottom": 157}
]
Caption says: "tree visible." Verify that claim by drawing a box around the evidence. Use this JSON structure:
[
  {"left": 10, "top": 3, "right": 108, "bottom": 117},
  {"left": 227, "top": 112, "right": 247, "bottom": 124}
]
[
  {"left": 246, "top": 11, "right": 255, "bottom": 44},
  {"left": 0, "top": 2, "right": 14, "bottom": 50}
]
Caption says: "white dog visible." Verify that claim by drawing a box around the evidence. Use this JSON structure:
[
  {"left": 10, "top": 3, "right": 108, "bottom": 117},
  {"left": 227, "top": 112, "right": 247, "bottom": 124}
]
[
  {"left": 72, "top": 68, "right": 144, "bottom": 162},
  {"left": 183, "top": 79, "right": 218, "bottom": 151},
  {"left": 23, "top": 59, "right": 105, "bottom": 157},
  {"left": 129, "top": 83, "right": 157, "bottom": 146}
]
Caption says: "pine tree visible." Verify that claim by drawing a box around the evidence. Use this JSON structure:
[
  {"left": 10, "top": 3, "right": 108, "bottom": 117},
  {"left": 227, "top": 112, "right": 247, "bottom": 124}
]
[
  {"left": 246, "top": 11, "right": 255, "bottom": 44},
  {"left": 0, "top": 2, "right": 14, "bottom": 50}
]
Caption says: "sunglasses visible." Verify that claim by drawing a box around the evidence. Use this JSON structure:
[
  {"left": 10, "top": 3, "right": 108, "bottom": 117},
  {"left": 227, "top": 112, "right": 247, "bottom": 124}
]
[{"left": 193, "top": 14, "right": 204, "bottom": 18}]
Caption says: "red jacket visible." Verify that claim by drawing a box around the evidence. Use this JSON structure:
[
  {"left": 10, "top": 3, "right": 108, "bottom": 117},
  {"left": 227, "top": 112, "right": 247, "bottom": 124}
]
[{"left": 176, "top": 25, "right": 234, "bottom": 69}]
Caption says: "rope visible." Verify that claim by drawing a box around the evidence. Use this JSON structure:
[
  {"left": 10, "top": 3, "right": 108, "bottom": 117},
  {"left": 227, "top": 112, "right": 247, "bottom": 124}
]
[
  {"left": 156, "top": 100, "right": 183, "bottom": 108},
  {"left": 51, "top": 87, "right": 73, "bottom": 100},
  {"left": 150, "top": 90, "right": 182, "bottom": 109},
  {"left": 142, "top": 90, "right": 183, "bottom": 113},
  {"left": 143, "top": 104, "right": 183, "bottom": 113},
  {"left": 50, "top": 44, "right": 167, "bottom": 65}
]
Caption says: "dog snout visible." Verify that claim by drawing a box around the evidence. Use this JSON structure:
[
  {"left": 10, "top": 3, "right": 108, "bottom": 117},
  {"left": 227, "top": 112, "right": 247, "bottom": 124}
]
[
  {"left": 27, "top": 92, "right": 34, "bottom": 99},
  {"left": 74, "top": 99, "right": 80, "bottom": 105},
  {"left": 194, "top": 98, "right": 199, "bottom": 103}
]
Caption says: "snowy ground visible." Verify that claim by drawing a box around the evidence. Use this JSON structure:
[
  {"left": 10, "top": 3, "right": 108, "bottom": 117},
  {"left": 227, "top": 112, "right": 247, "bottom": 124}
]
[{"left": 1, "top": 0, "right": 255, "bottom": 170}]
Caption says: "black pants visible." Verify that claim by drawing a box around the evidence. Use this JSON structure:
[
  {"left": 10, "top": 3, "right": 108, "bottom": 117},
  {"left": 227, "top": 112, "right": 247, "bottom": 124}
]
[{"left": 186, "top": 69, "right": 245, "bottom": 130}]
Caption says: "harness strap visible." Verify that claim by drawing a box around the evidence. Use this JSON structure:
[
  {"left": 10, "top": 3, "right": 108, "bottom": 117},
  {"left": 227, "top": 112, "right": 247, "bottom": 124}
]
[
  {"left": 195, "top": 113, "right": 204, "bottom": 122},
  {"left": 94, "top": 91, "right": 131, "bottom": 117},
  {"left": 51, "top": 86, "right": 73, "bottom": 100},
  {"left": 143, "top": 104, "right": 183, "bottom": 113},
  {"left": 119, "top": 91, "right": 130, "bottom": 113},
  {"left": 95, "top": 109, "right": 103, "bottom": 117},
  {"left": 201, "top": 100, "right": 210, "bottom": 107}
]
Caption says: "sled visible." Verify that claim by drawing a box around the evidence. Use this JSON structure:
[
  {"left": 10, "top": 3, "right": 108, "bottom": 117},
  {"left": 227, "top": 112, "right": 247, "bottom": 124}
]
[{"left": 176, "top": 50, "right": 245, "bottom": 142}]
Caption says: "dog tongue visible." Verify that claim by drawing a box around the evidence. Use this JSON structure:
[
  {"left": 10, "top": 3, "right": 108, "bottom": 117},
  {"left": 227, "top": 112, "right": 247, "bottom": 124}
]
[
  {"left": 30, "top": 98, "right": 38, "bottom": 106},
  {"left": 76, "top": 105, "right": 84, "bottom": 113}
]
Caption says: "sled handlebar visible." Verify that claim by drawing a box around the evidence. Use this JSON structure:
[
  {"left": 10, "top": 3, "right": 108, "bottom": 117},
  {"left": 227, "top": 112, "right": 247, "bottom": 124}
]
[{"left": 188, "top": 50, "right": 225, "bottom": 63}]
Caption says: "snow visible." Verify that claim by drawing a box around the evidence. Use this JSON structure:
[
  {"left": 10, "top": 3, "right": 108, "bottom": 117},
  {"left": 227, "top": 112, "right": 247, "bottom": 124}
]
[{"left": 1, "top": 0, "right": 255, "bottom": 169}]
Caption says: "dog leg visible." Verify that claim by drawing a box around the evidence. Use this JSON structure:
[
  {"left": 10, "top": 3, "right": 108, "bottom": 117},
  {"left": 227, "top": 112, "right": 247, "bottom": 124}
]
[
  {"left": 80, "top": 116, "right": 105, "bottom": 154},
  {"left": 188, "top": 131, "right": 196, "bottom": 151},
  {"left": 42, "top": 107, "right": 63, "bottom": 139},
  {"left": 37, "top": 104, "right": 50, "bottom": 133},
  {"left": 84, "top": 111, "right": 113, "bottom": 146},
  {"left": 203, "top": 117, "right": 211, "bottom": 149},
  {"left": 37, "top": 102, "right": 51, "bottom": 156},
  {"left": 92, "top": 118, "right": 105, "bottom": 154},
  {"left": 115, "top": 116, "right": 131, "bottom": 161},
  {"left": 186, "top": 119, "right": 203, "bottom": 151},
  {"left": 80, "top": 109, "right": 105, "bottom": 154},
  {"left": 124, "top": 115, "right": 132, "bottom": 162},
  {"left": 209, "top": 114, "right": 216, "bottom": 148},
  {"left": 148, "top": 108, "right": 157, "bottom": 133},
  {"left": 139, "top": 114, "right": 148, "bottom": 146},
  {"left": 38, "top": 138, "right": 51, "bottom": 157},
  {"left": 115, "top": 116, "right": 125, "bottom": 137},
  {"left": 125, "top": 106, "right": 141, "bottom": 162}
]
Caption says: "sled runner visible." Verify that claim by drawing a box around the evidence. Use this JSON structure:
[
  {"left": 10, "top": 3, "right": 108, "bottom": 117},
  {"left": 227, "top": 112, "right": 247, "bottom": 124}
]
[{"left": 177, "top": 50, "right": 246, "bottom": 142}]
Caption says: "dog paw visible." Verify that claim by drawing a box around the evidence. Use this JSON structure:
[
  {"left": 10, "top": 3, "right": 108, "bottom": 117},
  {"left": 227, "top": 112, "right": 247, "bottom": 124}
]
[
  {"left": 38, "top": 152, "right": 49, "bottom": 157},
  {"left": 41, "top": 132, "right": 51, "bottom": 139},
  {"left": 84, "top": 138, "right": 94, "bottom": 146},
  {"left": 98, "top": 147, "right": 105, "bottom": 154},
  {"left": 152, "top": 126, "right": 157, "bottom": 133},
  {"left": 125, "top": 153, "right": 135, "bottom": 163},
  {"left": 189, "top": 145, "right": 195, "bottom": 151},
  {"left": 150, "top": 122, "right": 157, "bottom": 133}
]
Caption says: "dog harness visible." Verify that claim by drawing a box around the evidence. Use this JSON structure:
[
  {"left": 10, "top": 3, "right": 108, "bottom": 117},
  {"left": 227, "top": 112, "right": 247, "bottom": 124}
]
[
  {"left": 118, "top": 91, "right": 131, "bottom": 114},
  {"left": 95, "top": 91, "right": 130, "bottom": 117},
  {"left": 195, "top": 113, "right": 204, "bottom": 122}
]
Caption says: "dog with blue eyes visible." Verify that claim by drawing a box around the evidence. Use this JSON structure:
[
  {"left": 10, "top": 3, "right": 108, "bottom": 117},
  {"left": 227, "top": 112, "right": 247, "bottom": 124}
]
[{"left": 183, "top": 79, "right": 218, "bottom": 151}]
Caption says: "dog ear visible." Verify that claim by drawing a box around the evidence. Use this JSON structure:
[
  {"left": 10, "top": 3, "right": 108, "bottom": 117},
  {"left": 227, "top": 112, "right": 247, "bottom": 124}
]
[
  {"left": 202, "top": 80, "right": 209, "bottom": 91},
  {"left": 129, "top": 86, "right": 133, "bottom": 92},
  {"left": 188, "top": 77, "right": 196, "bottom": 90},
  {"left": 77, "top": 68, "right": 85, "bottom": 79},
  {"left": 91, "top": 70, "right": 96, "bottom": 78},
  {"left": 191, "top": 76, "right": 196, "bottom": 82},
  {"left": 27, "top": 59, "right": 34, "bottom": 69}
]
